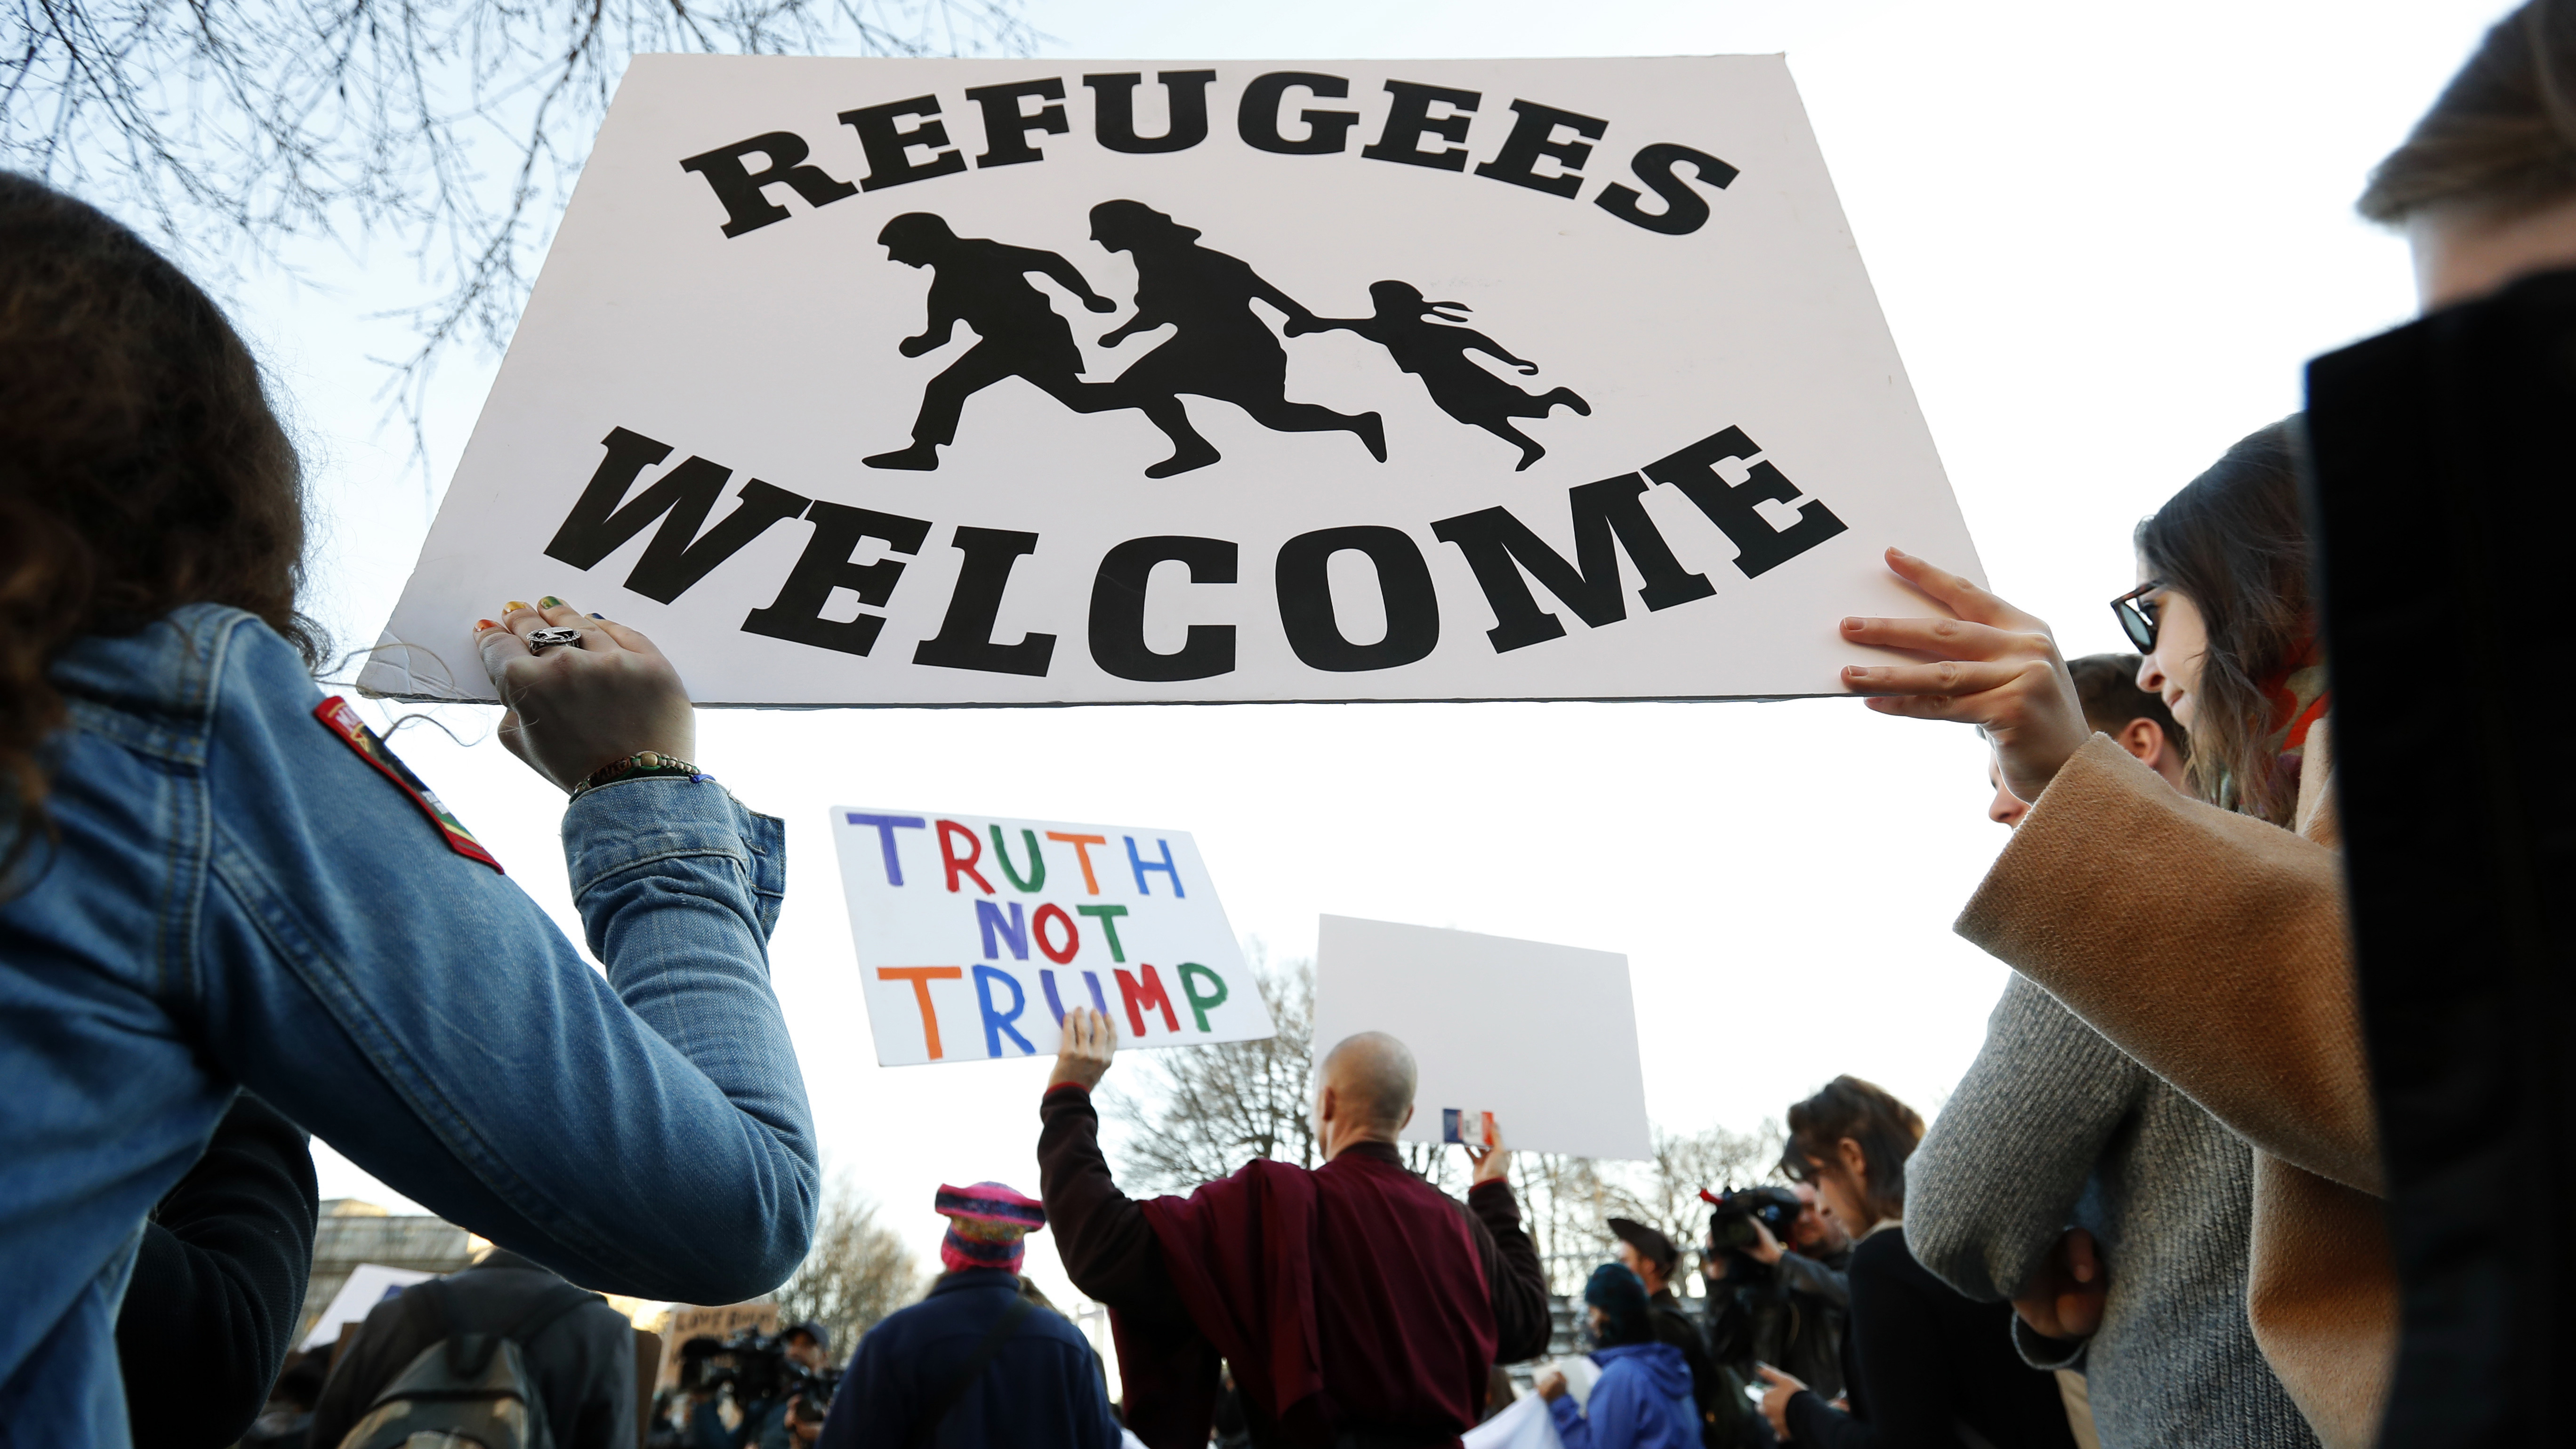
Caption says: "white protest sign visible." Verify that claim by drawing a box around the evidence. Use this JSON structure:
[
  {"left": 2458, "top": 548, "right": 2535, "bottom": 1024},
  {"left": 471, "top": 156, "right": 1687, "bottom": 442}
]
[
  {"left": 360, "top": 56, "right": 1980, "bottom": 708},
  {"left": 1313, "top": 915, "right": 1651, "bottom": 1160},
  {"left": 831, "top": 808, "right": 1271, "bottom": 1065},
  {"left": 298, "top": 1263, "right": 435, "bottom": 1350},
  {"left": 1464, "top": 1391, "right": 1565, "bottom": 1449}
]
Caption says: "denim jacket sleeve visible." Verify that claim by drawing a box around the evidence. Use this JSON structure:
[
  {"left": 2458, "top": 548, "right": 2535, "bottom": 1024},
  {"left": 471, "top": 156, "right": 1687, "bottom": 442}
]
[{"left": 193, "top": 616, "right": 815, "bottom": 1302}]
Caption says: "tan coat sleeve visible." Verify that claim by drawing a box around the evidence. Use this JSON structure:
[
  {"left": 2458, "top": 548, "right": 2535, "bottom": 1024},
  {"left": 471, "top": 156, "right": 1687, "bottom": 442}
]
[{"left": 1955, "top": 733, "right": 2381, "bottom": 1196}]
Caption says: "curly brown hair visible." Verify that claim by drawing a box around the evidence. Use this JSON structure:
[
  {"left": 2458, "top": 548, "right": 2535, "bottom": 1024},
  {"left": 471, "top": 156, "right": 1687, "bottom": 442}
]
[{"left": 0, "top": 172, "right": 323, "bottom": 886}]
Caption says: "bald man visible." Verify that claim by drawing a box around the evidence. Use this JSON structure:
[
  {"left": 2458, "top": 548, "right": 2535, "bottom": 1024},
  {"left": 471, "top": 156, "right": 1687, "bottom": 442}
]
[{"left": 1039, "top": 1010, "right": 1549, "bottom": 1449}]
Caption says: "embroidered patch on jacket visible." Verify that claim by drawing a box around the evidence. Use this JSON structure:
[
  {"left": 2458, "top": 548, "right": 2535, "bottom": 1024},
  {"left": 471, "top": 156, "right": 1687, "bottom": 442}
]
[{"left": 314, "top": 696, "right": 504, "bottom": 873}]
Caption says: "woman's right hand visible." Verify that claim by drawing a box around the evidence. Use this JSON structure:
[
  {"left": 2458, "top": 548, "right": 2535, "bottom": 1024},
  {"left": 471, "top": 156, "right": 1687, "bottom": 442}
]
[
  {"left": 1838, "top": 548, "right": 2094, "bottom": 805},
  {"left": 475, "top": 598, "right": 696, "bottom": 794}
]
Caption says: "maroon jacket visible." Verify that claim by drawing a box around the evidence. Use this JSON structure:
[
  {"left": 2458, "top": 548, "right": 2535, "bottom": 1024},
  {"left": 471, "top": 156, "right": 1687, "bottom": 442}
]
[{"left": 1038, "top": 1083, "right": 1550, "bottom": 1449}]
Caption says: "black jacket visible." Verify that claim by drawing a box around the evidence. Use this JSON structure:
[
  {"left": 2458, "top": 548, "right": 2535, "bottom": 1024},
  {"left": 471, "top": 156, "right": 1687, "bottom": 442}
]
[
  {"left": 1705, "top": 1244, "right": 1848, "bottom": 1402},
  {"left": 307, "top": 1250, "right": 638, "bottom": 1449},
  {"left": 1644, "top": 1289, "right": 1722, "bottom": 1433},
  {"left": 2306, "top": 264, "right": 2576, "bottom": 1449},
  {"left": 1783, "top": 1227, "right": 2073, "bottom": 1449},
  {"left": 115, "top": 1092, "right": 321, "bottom": 1449}
]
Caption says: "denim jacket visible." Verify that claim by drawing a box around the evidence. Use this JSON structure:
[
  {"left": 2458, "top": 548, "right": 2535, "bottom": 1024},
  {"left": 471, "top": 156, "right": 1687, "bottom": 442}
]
[{"left": 0, "top": 605, "right": 817, "bottom": 1445}]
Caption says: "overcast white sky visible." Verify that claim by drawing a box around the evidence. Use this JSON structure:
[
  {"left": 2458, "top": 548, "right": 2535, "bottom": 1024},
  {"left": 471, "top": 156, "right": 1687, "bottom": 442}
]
[{"left": 193, "top": 0, "right": 2500, "bottom": 1312}]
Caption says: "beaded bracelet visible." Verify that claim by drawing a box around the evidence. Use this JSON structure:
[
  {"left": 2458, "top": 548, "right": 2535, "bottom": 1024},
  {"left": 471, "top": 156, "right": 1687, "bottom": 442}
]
[{"left": 570, "top": 750, "right": 704, "bottom": 802}]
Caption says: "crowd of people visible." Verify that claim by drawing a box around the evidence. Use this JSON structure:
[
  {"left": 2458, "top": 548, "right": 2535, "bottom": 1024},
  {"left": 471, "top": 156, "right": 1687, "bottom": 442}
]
[{"left": 4, "top": 1, "right": 2574, "bottom": 1446}]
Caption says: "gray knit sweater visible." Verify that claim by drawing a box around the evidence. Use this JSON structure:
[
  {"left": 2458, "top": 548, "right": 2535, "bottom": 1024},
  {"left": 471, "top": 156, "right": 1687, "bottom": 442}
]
[{"left": 1906, "top": 976, "right": 2316, "bottom": 1449}]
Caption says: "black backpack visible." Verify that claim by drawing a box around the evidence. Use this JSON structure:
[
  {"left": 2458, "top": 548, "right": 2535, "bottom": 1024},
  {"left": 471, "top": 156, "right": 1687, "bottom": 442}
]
[{"left": 336, "top": 1279, "right": 601, "bottom": 1449}]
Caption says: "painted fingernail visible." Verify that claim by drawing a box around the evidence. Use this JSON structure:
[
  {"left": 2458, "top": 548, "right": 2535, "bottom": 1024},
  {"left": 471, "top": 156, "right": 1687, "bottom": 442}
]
[
  {"left": 589, "top": 612, "right": 605, "bottom": 619},
  {"left": 539, "top": 596, "right": 563, "bottom": 608},
  {"left": 504, "top": 600, "right": 529, "bottom": 613},
  {"left": 474, "top": 619, "right": 499, "bottom": 632}
]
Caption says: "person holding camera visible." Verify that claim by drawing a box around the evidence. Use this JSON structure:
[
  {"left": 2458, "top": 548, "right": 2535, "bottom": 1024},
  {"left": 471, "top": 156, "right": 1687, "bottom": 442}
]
[
  {"left": 1701, "top": 1184, "right": 1845, "bottom": 1408},
  {"left": 1753, "top": 1078, "right": 2074, "bottom": 1448},
  {"left": 754, "top": 1324, "right": 836, "bottom": 1449}
]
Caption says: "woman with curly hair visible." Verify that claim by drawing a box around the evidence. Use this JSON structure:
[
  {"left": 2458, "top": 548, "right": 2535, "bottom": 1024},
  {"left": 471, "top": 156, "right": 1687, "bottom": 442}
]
[{"left": 0, "top": 173, "right": 818, "bottom": 1446}]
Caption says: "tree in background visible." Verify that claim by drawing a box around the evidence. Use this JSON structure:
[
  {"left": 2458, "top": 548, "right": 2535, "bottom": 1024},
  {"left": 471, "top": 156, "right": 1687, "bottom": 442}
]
[
  {"left": 771, "top": 1174, "right": 920, "bottom": 1360},
  {"left": 3, "top": 0, "right": 1034, "bottom": 442},
  {"left": 1108, "top": 956, "right": 1317, "bottom": 1193}
]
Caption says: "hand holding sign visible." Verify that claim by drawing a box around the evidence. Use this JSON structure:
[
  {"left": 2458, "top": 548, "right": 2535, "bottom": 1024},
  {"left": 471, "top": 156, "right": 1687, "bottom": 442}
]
[
  {"left": 1050, "top": 1006, "right": 1118, "bottom": 1091},
  {"left": 1465, "top": 1119, "right": 1511, "bottom": 1187},
  {"left": 474, "top": 598, "right": 696, "bottom": 792},
  {"left": 1837, "top": 548, "right": 2093, "bottom": 805}
]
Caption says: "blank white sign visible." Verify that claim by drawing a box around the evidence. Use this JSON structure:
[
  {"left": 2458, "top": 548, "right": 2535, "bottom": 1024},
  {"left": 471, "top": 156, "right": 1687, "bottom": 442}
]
[{"left": 1313, "top": 915, "right": 1651, "bottom": 1160}]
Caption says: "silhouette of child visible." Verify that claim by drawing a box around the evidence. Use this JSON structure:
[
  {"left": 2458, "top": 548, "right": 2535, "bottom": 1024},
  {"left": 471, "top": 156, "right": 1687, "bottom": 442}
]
[{"left": 1292, "top": 282, "right": 1588, "bottom": 470}]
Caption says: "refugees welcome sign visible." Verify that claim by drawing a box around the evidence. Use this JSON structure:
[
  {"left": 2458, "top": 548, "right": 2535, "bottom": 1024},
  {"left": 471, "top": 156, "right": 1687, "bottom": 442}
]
[{"left": 362, "top": 56, "right": 1979, "bottom": 706}]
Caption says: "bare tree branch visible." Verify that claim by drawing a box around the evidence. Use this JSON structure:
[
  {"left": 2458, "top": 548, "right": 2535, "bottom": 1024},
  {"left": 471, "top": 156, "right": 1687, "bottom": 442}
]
[
  {"left": 3, "top": 0, "right": 1038, "bottom": 467},
  {"left": 1107, "top": 955, "right": 1319, "bottom": 1193},
  {"left": 771, "top": 1171, "right": 923, "bottom": 1359}
]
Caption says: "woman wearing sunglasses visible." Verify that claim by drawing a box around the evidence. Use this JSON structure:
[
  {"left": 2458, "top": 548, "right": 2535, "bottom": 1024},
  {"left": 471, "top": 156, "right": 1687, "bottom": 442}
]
[{"left": 1841, "top": 420, "right": 2386, "bottom": 1449}]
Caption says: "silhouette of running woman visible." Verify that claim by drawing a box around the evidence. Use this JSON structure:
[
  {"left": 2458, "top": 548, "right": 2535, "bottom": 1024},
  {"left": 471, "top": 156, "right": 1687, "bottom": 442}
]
[
  {"left": 1087, "top": 200, "right": 1387, "bottom": 479},
  {"left": 1291, "top": 281, "right": 1589, "bottom": 471},
  {"left": 865, "top": 213, "right": 1174, "bottom": 472}
]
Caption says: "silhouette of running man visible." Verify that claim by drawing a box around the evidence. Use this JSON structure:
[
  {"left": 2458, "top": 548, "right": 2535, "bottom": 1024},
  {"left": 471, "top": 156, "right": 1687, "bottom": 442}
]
[
  {"left": 1290, "top": 281, "right": 1589, "bottom": 471},
  {"left": 1087, "top": 200, "right": 1387, "bottom": 479},
  {"left": 865, "top": 213, "right": 1178, "bottom": 472}
]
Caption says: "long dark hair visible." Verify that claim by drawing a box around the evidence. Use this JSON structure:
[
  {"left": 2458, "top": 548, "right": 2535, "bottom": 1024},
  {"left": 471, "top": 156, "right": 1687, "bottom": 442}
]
[
  {"left": 2134, "top": 420, "right": 2311, "bottom": 828},
  {"left": 2359, "top": 0, "right": 2576, "bottom": 225},
  {"left": 0, "top": 173, "right": 322, "bottom": 883},
  {"left": 1779, "top": 1075, "right": 1924, "bottom": 1225}
]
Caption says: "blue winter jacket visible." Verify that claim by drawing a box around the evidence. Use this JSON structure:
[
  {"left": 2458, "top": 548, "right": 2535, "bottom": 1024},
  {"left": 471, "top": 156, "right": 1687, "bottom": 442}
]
[
  {"left": 821, "top": 1269, "right": 1118, "bottom": 1449},
  {"left": 0, "top": 606, "right": 818, "bottom": 1445},
  {"left": 1549, "top": 1341, "right": 1702, "bottom": 1449}
]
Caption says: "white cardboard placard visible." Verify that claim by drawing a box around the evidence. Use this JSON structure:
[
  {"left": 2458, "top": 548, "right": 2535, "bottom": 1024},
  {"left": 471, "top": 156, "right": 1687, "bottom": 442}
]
[
  {"left": 831, "top": 807, "right": 1271, "bottom": 1066},
  {"left": 1313, "top": 915, "right": 1651, "bottom": 1160},
  {"left": 298, "top": 1263, "right": 435, "bottom": 1350},
  {"left": 360, "top": 55, "right": 1979, "bottom": 707}
]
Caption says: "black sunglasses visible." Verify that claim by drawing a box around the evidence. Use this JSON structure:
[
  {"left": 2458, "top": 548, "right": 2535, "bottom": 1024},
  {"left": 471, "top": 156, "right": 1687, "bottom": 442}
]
[{"left": 2110, "top": 581, "right": 2165, "bottom": 652}]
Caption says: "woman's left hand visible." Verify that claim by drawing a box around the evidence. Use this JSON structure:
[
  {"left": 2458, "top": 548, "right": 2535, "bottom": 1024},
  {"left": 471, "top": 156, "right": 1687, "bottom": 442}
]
[
  {"left": 1754, "top": 1364, "right": 1807, "bottom": 1440},
  {"left": 475, "top": 598, "right": 695, "bottom": 793},
  {"left": 1839, "top": 548, "right": 2093, "bottom": 805}
]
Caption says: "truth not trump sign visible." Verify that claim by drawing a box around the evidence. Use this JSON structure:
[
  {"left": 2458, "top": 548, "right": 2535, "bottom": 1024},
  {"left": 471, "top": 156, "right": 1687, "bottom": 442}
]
[
  {"left": 830, "top": 807, "right": 1269, "bottom": 1066},
  {"left": 360, "top": 55, "right": 1978, "bottom": 706}
]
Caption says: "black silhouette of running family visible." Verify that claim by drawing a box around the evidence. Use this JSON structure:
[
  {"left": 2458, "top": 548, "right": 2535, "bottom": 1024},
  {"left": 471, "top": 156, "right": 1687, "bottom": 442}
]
[{"left": 861, "top": 201, "right": 1588, "bottom": 478}]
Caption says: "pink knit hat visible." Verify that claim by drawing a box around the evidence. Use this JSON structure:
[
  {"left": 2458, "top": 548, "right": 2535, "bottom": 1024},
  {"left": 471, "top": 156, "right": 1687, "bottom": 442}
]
[{"left": 935, "top": 1182, "right": 1046, "bottom": 1274}]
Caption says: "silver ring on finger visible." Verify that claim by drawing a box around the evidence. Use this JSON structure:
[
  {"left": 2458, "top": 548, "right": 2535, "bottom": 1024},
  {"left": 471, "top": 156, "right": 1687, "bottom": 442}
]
[{"left": 527, "top": 626, "right": 584, "bottom": 652}]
